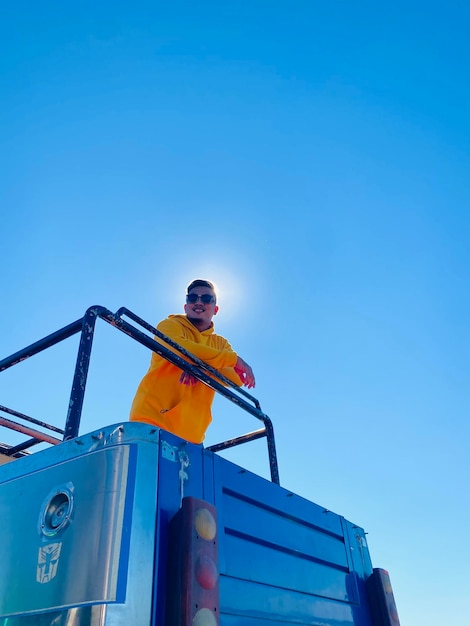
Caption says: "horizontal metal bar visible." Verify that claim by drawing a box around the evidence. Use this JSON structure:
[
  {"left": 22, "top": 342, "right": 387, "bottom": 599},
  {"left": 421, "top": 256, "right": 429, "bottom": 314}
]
[
  {"left": 207, "top": 428, "right": 267, "bottom": 453},
  {"left": 0, "top": 416, "right": 61, "bottom": 446},
  {"left": 0, "top": 405, "right": 64, "bottom": 435},
  {"left": 0, "top": 445, "right": 26, "bottom": 458},
  {"left": 7, "top": 438, "right": 40, "bottom": 455},
  {"left": 0, "top": 319, "right": 82, "bottom": 372}
]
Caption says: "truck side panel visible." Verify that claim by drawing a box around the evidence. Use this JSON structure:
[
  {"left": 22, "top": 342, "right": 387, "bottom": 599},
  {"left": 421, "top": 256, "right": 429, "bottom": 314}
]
[{"left": 212, "top": 454, "right": 374, "bottom": 626}]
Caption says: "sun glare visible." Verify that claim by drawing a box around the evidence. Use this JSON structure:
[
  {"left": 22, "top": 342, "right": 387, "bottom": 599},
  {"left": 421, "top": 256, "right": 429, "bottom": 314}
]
[
  {"left": 148, "top": 237, "right": 267, "bottom": 324},
  {"left": 164, "top": 262, "right": 258, "bottom": 323}
]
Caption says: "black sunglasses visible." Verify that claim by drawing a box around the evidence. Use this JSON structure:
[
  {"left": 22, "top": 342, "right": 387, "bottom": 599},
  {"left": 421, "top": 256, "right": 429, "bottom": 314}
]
[{"left": 186, "top": 293, "right": 216, "bottom": 304}]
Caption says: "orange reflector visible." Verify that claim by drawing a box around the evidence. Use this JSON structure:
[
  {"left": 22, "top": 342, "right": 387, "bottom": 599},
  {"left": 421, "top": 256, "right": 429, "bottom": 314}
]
[
  {"left": 194, "top": 507, "right": 216, "bottom": 540},
  {"left": 192, "top": 607, "right": 218, "bottom": 626}
]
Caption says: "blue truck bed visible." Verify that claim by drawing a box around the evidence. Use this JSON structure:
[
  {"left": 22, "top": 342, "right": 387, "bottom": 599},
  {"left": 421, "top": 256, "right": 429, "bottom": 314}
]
[{"left": 0, "top": 422, "right": 376, "bottom": 626}]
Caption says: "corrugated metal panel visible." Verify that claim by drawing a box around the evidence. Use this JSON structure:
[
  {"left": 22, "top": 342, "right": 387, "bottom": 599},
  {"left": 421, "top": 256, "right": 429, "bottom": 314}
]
[{"left": 213, "top": 454, "right": 373, "bottom": 625}]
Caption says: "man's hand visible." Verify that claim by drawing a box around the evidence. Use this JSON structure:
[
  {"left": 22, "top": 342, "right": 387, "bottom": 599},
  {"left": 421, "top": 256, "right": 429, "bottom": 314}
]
[
  {"left": 234, "top": 356, "right": 256, "bottom": 389},
  {"left": 179, "top": 371, "right": 199, "bottom": 386}
]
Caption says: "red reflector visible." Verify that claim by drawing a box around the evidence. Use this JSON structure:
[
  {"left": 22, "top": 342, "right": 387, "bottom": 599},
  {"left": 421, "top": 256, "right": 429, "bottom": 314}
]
[{"left": 195, "top": 554, "right": 218, "bottom": 590}]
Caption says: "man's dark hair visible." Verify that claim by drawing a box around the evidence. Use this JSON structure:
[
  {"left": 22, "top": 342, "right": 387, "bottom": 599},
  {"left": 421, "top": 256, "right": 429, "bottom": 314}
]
[{"left": 187, "top": 279, "right": 217, "bottom": 301}]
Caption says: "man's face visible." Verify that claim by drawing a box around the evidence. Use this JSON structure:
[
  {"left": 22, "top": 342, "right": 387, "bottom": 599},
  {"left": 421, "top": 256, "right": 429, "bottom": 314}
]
[{"left": 184, "top": 286, "right": 218, "bottom": 330}]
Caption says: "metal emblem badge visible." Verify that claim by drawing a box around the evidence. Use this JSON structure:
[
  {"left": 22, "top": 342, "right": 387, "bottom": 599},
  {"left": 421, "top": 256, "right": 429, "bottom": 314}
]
[{"left": 36, "top": 542, "right": 62, "bottom": 584}]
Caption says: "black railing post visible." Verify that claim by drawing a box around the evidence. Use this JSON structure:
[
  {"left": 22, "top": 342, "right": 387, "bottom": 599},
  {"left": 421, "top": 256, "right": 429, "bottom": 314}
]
[
  {"left": 264, "top": 417, "right": 280, "bottom": 485},
  {"left": 63, "top": 307, "right": 102, "bottom": 441}
]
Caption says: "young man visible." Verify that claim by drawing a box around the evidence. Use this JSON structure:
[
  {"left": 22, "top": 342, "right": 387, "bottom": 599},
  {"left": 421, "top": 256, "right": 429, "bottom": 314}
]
[{"left": 129, "top": 279, "right": 255, "bottom": 444}]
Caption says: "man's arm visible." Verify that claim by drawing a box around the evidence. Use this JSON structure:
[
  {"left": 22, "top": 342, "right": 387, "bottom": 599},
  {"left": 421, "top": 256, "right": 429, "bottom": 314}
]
[
  {"left": 180, "top": 356, "right": 256, "bottom": 389},
  {"left": 157, "top": 318, "right": 255, "bottom": 389},
  {"left": 234, "top": 356, "right": 256, "bottom": 389},
  {"left": 157, "top": 318, "right": 238, "bottom": 369}
]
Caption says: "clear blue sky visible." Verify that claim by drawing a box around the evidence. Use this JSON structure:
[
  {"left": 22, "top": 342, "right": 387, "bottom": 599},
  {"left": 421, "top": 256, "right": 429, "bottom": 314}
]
[{"left": 1, "top": 2, "right": 469, "bottom": 624}]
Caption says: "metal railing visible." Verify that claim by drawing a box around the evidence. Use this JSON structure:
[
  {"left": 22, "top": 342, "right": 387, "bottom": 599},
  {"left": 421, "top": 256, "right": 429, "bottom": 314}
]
[
  {"left": 0, "top": 306, "right": 280, "bottom": 483},
  {"left": 0, "top": 405, "right": 63, "bottom": 457}
]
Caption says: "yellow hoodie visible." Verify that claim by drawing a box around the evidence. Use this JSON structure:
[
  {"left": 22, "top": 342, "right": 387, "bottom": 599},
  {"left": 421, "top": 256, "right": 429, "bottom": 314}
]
[{"left": 129, "top": 314, "right": 241, "bottom": 443}]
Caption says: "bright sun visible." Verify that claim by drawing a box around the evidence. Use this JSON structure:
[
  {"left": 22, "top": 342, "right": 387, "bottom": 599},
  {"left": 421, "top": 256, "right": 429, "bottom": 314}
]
[{"left": 167, "top": 262, "right": 254, "bottom": 324}]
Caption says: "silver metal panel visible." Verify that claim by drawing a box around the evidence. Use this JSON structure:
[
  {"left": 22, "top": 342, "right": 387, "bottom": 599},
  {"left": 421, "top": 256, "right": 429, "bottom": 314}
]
[
  {"left": 0, "top": 605, "right": 106, "bottom": 626},
  {"left": 0, "top": 422, "right": 163, "bottom": 626},
  {"left": 0, "top": 445, "right": 134, "bottom": 616}
]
